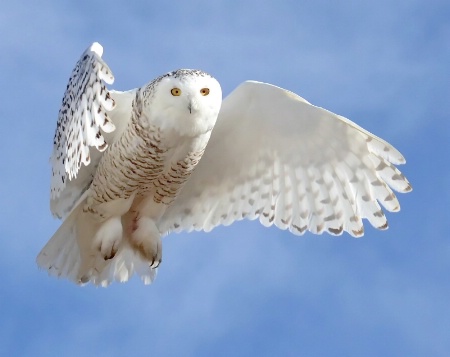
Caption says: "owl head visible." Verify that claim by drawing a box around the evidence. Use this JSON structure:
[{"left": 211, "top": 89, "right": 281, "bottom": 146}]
[{"left": 144, "top": 69, "right": 222, "bottom": 137}]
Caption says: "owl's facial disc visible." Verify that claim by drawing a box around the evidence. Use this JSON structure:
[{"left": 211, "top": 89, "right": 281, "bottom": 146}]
[
  {"left": 162, "top": 73, "right": 221, "bottom": 119},
  {"left": 146, "top": 69, "right": 222, "bottom": 136}
]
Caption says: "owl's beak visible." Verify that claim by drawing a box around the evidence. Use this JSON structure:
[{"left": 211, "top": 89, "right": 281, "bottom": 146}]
[{"left": 187, "top": 99, "right": 198, "bottom": 114}]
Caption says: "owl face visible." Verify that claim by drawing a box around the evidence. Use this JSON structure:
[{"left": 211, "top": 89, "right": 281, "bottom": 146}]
[{"left": 147, "top": 69, "right": 222, "bottom": 137}]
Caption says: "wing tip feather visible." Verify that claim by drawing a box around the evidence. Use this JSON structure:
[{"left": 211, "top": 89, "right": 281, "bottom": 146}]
[{"left": 90, "top": 42, "right": 103, "bottom": 57}]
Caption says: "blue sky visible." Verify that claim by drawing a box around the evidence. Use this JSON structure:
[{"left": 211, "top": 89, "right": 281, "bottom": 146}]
[{"left": 1, "top": 1, "right": 449, "bottom": 356}]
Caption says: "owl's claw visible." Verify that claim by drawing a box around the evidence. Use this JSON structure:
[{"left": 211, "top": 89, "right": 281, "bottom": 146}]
[
  {"left": 129, "top": 216, "right": 162, "bottom": 268},
  {"left": 93, "top": 216, "right": 122, "bottom": 261}
]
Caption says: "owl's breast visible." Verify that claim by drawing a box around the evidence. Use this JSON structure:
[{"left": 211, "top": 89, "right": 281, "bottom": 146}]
[{"left": 87, "top": 119, "right": 210, "bottom": 215}]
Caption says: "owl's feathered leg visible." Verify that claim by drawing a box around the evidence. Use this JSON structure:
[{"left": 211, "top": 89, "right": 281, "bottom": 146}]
[
  {"left": 76, "top": 195, "right": 135, "bottom": 283},
  {"left": 129, "top": 216, "right": 162, "bottom": 268},
  {"left": 75, "top": 214, "right": 124, "bottom": 283},
  {"left": 126, "top": 195, "right": 164, "bottom": 268},
  {"left": 93, "top": 217, "right": 122, "bottom": 259}
]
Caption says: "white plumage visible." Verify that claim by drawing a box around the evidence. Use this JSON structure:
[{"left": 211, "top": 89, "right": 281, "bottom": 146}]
[{"left": 37, "top": 42, "right": 412, "bottom": 286}]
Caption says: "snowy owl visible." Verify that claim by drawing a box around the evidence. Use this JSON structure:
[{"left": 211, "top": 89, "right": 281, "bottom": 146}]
[{"left": 37, "top": 42, "right": 412, "bottom": 286}]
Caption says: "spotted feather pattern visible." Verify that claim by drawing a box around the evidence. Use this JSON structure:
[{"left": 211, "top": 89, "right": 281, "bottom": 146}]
[
  {"left": 50, "top": 42, "right": 116, "bottom": 202},
  {"left": 84, "top": 90, "right": 208, "bottom": 218}
]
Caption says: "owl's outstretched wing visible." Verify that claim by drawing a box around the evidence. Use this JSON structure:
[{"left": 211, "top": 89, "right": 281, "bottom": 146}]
[
  {"left": 50, "top": 42, "right": 136, "bottom": 219},
  {"left": 159, "top": 81, "right": 412, "bottom": 237}
]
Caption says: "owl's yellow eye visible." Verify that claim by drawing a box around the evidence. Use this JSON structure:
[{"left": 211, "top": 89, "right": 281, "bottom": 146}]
[
  {"left": 200, "top": 88, "right": 210, "bottom": 96},
  {"left": 171, "top": 88, "right": 182, "bottom": 96}
]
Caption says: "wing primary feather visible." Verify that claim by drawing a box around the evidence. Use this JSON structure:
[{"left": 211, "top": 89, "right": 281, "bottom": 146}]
[
  {"left": 274, "top": 162, "right": 288, "bottom": 230},
  {"left": 321, "top": 167, "right": 345, "bottom": 236}
]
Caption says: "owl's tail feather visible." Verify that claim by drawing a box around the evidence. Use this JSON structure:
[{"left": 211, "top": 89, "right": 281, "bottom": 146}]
[
  {"left": 37, "top": 201, "right": 83, "bottom": 283},
  {"left": 37, "top": 197, "right": 157, "bottom": 286}
]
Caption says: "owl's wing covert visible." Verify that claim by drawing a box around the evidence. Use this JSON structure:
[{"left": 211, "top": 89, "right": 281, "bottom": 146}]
[
  {"left": 50, "top": 42, "right": 136, "bottom": 219},
  {"left": 159, "top": 81, "right": 412, "bottom": 237}
]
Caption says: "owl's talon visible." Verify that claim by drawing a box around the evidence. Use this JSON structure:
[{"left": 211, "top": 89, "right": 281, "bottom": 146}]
[
  {"left": 150, "top": 258, "right": 161, "bottom": 269},
  {"left": 93, "top": 216, "right": 122, "bottom": 261},
  {"left": 129, "top": 216, "right": 162, "bottom": 268}
]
